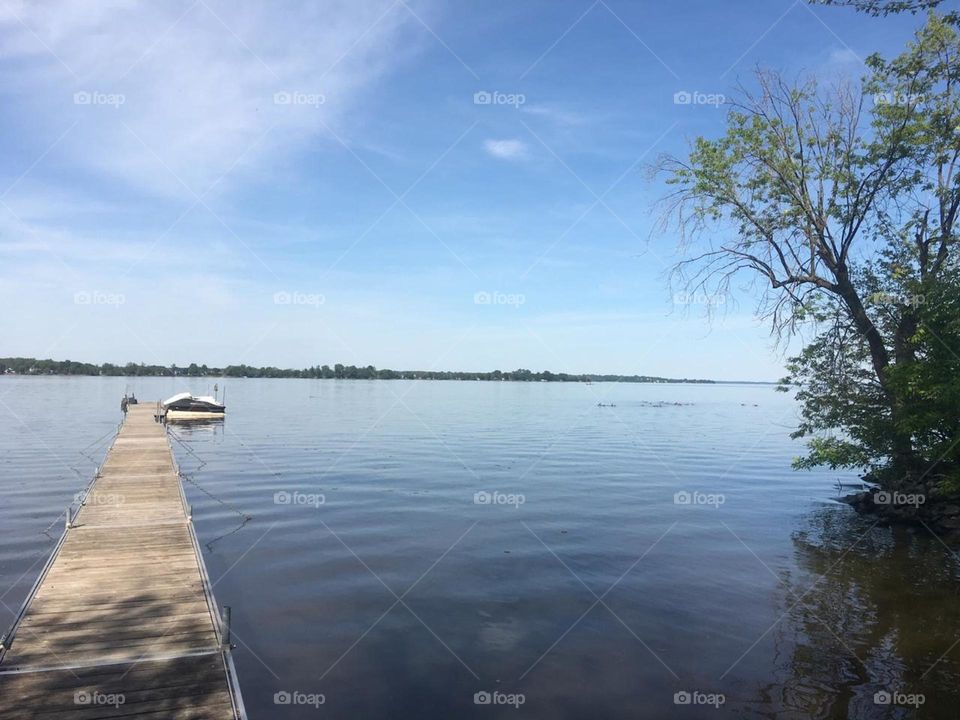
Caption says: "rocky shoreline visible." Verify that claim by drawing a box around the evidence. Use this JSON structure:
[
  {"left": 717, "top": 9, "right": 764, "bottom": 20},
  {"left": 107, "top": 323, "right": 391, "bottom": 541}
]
[{"left": 843, "top": 487, "right": 960, "bottom": 545}]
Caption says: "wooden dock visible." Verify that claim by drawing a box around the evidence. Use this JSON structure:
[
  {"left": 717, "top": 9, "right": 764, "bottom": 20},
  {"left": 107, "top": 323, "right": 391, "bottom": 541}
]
[{"left": 0, "top": 404, "right": 246, "bottom": 719}]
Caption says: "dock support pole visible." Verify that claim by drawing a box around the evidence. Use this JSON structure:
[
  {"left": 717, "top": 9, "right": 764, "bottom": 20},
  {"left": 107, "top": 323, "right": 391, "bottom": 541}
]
[
  {"left": 65, "top": 506, "right": 73, "bottom": 530},
  {"left": 221, "top": 606, "right": 232, "bottom": 650}
]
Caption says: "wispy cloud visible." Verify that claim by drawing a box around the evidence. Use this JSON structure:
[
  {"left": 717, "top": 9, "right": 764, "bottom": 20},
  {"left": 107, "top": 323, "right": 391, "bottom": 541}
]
[
  {"left": 483, "top": 138, "right": 528, "bottom": 160},
  {"left": 0, "top": 0, "right": 423, "bottom": 197},
  {"left": 521, "top": 104, "right": 590, "bottom": 127},
  {"left": 0, "top": 0, "right": 880, "bottom": 378}
]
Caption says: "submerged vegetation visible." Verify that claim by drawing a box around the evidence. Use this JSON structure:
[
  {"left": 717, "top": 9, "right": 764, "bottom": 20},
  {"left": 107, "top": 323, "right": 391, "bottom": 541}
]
[{"left": 0, "top": 357, "right": 715, "bottom": 384}]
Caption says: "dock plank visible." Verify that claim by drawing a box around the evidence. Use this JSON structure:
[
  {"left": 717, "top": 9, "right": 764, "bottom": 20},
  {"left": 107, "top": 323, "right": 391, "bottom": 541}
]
[{"left": 0, "top": 404, "right": 245, "bottom": 719}]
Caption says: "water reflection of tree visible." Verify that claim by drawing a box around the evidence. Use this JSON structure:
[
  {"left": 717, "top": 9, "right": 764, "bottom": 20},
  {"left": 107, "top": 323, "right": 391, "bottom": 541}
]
[{"left": 761, "top": 506, "right": 960, "bottom": 719}]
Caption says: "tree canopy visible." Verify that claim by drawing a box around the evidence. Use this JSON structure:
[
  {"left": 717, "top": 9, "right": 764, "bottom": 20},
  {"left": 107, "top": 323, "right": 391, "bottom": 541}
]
[
  {"left": 812, "top": 0, "right": 952, "bottom": 18},
  {"left": 659, "top": 12, "right": 960, "bottom": 494},
  {"left": 0, "top": 357, "right": 715, "bottom": 384}
]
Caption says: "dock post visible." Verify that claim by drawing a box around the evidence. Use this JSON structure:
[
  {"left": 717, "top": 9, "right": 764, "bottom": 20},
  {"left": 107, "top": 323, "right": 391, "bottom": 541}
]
[
  {"left": 221, "top": 606, "right": 232, "bottom": 649},
  {"left": 65, "top": 506, "right": 73, "bottom": 530}
]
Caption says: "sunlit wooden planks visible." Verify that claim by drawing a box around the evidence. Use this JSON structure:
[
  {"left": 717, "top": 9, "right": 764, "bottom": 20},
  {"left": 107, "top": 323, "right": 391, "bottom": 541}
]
[{"left": 0, "top": 403, "right": 245, "bottom": 719}]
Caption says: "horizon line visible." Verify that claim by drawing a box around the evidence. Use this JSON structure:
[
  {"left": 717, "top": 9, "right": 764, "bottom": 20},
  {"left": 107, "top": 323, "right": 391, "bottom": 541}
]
[{"left": 0, "top": 356, "right": 779, "bottom": 385}]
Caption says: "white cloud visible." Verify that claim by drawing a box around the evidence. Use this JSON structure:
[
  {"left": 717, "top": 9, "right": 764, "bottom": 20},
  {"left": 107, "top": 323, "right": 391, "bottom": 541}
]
[
  {"left": 521, "top": 104, "right": 589, "bottom": 127},
  {"left": 0, "top": 0, "right": 423, "bottom": 197},
  {"left": 817, "top": 47, "right": 867, "bottom": 81},
  {"left": 483, "top": 138, "right": 527, "bottom": 160},
  {"left": 826, "top": 47, "right": 864, "bottom": 68}
]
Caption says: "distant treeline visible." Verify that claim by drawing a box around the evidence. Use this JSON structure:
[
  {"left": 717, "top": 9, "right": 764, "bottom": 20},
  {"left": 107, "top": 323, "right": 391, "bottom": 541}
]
[{"left": 0, "top": 357, "right": 715, "bottom": 384}]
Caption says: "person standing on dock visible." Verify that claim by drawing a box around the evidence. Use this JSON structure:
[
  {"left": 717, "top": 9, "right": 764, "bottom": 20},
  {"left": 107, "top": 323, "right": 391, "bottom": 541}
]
[{"left": 120, "top": 395, "right": 128, "bottom": 416}]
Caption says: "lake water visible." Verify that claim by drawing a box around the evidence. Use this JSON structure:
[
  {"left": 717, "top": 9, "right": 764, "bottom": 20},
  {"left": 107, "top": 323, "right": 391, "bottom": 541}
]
[{"left": 1, "top": 377, "right": 958, "bottom": 719}]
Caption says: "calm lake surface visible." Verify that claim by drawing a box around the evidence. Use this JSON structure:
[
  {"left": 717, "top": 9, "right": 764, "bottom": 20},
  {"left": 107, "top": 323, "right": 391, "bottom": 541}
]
[{"left": 1, "top": 377, "right": 958, "bottom": 719}]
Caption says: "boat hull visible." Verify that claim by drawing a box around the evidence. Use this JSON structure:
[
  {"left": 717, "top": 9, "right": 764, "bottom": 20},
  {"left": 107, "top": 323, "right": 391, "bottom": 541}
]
[
  {"left": 160, "top": 393, "right": 226, "bottom": 421},
  {"left": 165, "top": 409, "right": 226, "bottom": 420}
]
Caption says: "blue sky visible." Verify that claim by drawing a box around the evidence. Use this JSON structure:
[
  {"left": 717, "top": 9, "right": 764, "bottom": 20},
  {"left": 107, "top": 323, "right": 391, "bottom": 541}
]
[{"left": 0, "top": 0, "right": 927, "bottom": 380}]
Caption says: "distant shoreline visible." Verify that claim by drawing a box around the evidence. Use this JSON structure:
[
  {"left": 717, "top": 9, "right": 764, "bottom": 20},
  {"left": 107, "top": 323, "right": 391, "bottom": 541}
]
[{"left": 0, "top": 357, "right": 776, "bottom": 385}]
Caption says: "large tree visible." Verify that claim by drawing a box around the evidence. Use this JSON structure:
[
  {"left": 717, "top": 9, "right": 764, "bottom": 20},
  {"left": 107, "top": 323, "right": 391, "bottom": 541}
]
[{"left": 658, "top": 13, "right": 960, "bottom": 505}]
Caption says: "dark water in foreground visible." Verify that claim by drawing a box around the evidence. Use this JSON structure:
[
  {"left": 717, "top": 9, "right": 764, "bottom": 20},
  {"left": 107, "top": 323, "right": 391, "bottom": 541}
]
[{"left": 1, "top": 377, "right": 958, "bottom": 719}]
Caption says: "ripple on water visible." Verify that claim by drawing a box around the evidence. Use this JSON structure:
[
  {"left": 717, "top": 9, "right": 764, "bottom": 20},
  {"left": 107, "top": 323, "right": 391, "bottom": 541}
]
[{"left": 2, "top": 378, "right": 957, "bottom": 719}]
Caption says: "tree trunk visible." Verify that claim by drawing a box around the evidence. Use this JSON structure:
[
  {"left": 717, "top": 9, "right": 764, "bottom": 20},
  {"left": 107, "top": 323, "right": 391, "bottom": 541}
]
[
  {"left": 834, "top": 271, "right": 917, "bottom": 485},
  {"left": 892, "top": 309, "right": 922, "bottom": 484}
]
